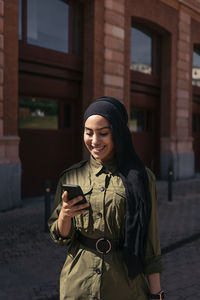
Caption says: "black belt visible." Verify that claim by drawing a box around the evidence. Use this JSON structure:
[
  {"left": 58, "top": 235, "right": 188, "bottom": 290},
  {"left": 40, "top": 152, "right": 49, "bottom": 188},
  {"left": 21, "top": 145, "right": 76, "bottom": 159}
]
[{"left": 77, "top": 233, "right": 123, "bottom": 254}]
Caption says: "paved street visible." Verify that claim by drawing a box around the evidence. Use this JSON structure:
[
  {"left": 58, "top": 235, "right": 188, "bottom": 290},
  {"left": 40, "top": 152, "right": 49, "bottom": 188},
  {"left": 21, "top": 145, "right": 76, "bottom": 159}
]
[
  {"left": 0, "top": 178, "right": 200, "bottom": 300},
  {"left": 162, "top": 238, "right": 200, "bottom": 300}
]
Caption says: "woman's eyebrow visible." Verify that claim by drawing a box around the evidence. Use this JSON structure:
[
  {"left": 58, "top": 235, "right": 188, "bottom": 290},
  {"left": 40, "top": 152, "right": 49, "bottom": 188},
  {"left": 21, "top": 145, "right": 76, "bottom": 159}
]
[{"left": 84, "top": 126, "right": 111, "bottom": 131}]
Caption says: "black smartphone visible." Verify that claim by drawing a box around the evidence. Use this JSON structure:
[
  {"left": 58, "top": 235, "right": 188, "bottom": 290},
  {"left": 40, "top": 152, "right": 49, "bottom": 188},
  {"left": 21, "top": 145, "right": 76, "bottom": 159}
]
[{"left": 62, "top": 184, "right": 89, "bottom": 210}]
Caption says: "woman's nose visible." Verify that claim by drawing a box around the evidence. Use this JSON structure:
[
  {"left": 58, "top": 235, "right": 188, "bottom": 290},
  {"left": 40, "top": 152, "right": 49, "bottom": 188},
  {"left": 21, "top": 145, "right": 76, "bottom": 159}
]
[{"left": 91, "top": 134, "right": 100, "bottom": 145}]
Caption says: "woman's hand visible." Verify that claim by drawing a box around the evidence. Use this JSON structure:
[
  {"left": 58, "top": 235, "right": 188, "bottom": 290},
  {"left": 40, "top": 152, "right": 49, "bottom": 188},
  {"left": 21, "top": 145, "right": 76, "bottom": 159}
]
[
  {"left": 60, "top": 191, "right": 90, "bottom": 220},
  {"left": 58, "top": 191, "right": 90, "bottom": 237}
]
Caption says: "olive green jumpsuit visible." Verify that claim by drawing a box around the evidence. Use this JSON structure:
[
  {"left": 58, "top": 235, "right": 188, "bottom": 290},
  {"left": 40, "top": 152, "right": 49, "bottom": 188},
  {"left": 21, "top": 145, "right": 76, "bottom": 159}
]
[{"left": 48, "top": 156, "right": 164, "bottom": 300}]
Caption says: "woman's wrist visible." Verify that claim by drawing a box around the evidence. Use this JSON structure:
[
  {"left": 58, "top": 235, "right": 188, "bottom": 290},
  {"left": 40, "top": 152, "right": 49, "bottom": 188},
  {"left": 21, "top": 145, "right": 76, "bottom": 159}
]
[
  {"left": 59, "top": 208, "right": 71, "bottom": 221},
  {"left": 150, "top": 290, "right": 165, "bottom": 299},
  {"left": 58, "top": 211, "right": 72, "bottom": 237}
]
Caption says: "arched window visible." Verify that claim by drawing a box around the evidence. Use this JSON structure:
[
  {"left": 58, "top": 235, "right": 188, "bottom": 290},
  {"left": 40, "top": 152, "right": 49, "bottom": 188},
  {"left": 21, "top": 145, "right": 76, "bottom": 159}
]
[{"left": 130, "top": 25, "right": 160, "bottom": 75}]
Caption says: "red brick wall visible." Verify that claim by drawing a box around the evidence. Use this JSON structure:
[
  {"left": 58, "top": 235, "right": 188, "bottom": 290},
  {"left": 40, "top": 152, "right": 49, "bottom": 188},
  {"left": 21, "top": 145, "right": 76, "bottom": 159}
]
[
  {"left": 0, "top": 0, "right": 19, "bottom": 164},
  {"left": 4, "top": 0, "right": 18, "bottom": 136},
  {"left": 0, "top": 0, "right": 3, "bottom": 137}
]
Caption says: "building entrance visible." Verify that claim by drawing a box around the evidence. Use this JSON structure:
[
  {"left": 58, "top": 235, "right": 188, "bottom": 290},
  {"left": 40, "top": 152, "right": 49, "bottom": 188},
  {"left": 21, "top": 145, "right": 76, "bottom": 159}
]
[
  {"left": 18, "top": 69, "right": 82, "bottom": 197},
  {"left": 19, "top": 94, "right": 82, "bottom": 197},
  {"left": 130, "top": 73, "right": 160, "bottom": 176},
  {"left": 19, "top": 95, "right": 82, "bottom": 197},
  {"left": 18, "top": 0, "right": 83, "bottom": 197}
]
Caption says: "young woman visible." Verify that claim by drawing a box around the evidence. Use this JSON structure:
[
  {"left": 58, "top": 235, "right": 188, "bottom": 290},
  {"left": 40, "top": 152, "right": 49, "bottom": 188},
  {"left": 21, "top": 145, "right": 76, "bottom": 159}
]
[{"left": 48, "top": 97, "right": 165, "bottom": 300}]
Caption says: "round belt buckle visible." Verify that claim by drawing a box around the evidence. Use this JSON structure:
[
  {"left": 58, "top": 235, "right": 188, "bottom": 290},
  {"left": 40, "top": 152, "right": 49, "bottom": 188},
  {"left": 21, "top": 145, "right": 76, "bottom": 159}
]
[{"left": 96, "top": 238, "right": 111, "bottom": 254}]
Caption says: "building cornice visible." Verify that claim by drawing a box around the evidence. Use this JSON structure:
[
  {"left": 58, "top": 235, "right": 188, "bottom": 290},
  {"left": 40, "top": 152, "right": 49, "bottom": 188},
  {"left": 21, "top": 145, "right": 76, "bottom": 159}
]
[
  {"left": 160, "top": 0, "right": 179, "bottom": 10},
  {"left": 161, "top": 0, "right": 200, "bottom": 21},
  {"left": 178, "top": 0, "right": 200, "bottom": 14}
]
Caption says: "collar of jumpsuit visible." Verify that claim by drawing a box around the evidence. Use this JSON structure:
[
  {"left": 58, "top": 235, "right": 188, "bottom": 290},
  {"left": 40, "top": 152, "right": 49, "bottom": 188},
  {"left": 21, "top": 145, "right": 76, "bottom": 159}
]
[{"left": 89, "top": 155, "right": 118, "bottom": 176}]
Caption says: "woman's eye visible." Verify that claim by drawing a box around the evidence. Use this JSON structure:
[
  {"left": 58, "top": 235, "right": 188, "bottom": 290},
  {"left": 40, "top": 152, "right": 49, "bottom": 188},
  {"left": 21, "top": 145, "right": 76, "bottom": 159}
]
[
  {"left": 86, "top": 132, "right": 92, "bottom": 136},
  {"left": 100, "top": 132, "right": 108, "bottom": 136}
]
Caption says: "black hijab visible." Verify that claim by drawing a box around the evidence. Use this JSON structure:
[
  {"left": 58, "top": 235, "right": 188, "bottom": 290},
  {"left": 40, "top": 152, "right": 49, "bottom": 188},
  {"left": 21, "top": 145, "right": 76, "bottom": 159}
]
[{"left": 84, "top": 96, "right": 151, "bottom": 279}]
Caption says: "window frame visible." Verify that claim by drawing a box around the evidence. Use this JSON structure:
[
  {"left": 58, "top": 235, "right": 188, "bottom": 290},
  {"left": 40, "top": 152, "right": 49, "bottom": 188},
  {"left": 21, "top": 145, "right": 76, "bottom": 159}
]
[
  {"left": 192, "top": 47, "right": 200, "bottom": 88},
  {"left": 18, "top": 95, "right": 75, "bottom": 132},
  {"left": 130, "top": 107, "right": 154, "bottom": 133},
  {"left": 192, "top": 46, "right": 200, "bottom": 130},
  {"left": 18, "top": 96, "right": 60, "bottom": 130},
  {"left": 130, "top": 23, "right": 161, "bottom": 77},
  {"left": 130, "top": 23, "right": 161, "bottom": 103},
  {"left": 19, "top": 0, "right": 82, "bottom": 69}
]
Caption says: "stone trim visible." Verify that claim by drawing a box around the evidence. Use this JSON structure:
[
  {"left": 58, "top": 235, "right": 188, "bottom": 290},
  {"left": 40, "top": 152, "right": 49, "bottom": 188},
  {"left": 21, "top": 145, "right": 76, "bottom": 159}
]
[
  {"left": 178, "top": 0, "right": 200, "bottom": 14},
  {"left": 160, "top": 0, "right": 179, "bottom": 10},
  {"left": 0, "top": 135, "right": 20, "bottom": 163},
  {"left": 104, "top": 0, "right": 125, "bottom": 101},
  {"left": 175, "top": 8, "right": 191, "bottom": 139}
]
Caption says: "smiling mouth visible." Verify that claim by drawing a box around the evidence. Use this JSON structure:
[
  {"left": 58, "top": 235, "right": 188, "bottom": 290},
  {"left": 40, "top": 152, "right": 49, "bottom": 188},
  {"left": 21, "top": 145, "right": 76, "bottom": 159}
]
[{"left": 92, "top": 146, "right": 105, "bottom": 153}]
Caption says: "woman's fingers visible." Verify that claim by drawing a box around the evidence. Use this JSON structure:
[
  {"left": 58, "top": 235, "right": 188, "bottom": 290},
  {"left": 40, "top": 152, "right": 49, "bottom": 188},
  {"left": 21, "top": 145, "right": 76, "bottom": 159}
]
[
  {"left": 62, "top": 191, "right": 68, "bottom": 203},
  {"left": 61, "top": 191, "right": 89, "bottom": 217},
  {"left": 62, "top": 194, "right": 84, "bottom": 207}
]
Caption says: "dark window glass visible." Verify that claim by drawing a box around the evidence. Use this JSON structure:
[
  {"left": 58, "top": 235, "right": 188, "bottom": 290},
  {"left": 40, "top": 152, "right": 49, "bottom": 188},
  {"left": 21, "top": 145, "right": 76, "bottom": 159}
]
[
  {"left": 146, "top": 111, "right": 153, "bottom": 132},
  {"left": 72, "top": 1, "right": 81, "bottom": 54},
  {"left": 192, "top": 50, "right": 200, "bottom": 87},
  {"left": 63, "top": 104, "right": 71, "bottom": 128},
  {"left": 19, "top": 97, "right": 58, "bottom": 130},
  {"left": 155, "top": 37, "right": 161, "bottom": 75},
  {"left": 130, "top": 109, "right": 153, "bottom": 132},
  {"left": 193, "top": 115, "right": 196, "bottom": 132},
  {"left": 19, "top": 0, "right": 22, "bottom": 40},
  {"left": 193, "top": 114, "right": 200, "bottom": 132},
  {"left": 27, "top": 0, "right": 69, "bottom": 53},
  {"left": 130, "top": 27, "right": 152, "bottom": 74},
  {"left": 130, "top": 109, "right": 145, "bottom": 132}
]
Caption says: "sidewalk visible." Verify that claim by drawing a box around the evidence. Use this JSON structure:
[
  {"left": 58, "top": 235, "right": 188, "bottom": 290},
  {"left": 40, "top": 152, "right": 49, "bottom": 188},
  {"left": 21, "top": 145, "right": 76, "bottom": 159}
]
[
  {"left": 157, "top": 178, "right": 200, "bottom": 249},
  {"left": 157, "top": 178, "right": 200, "bottom": 300},
  {"left": 0, "top": 178, "right": 200, "bottom": 300}
]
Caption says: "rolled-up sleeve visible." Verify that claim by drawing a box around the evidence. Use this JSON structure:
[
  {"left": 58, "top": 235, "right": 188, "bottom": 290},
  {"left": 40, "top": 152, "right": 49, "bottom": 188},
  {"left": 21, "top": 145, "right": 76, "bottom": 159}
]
[
  {"left": 144, "top": 170, "right": 165, "bottom": 275},
  {"left": 48, "top": 177, "right": 75, "bottom": 246}
]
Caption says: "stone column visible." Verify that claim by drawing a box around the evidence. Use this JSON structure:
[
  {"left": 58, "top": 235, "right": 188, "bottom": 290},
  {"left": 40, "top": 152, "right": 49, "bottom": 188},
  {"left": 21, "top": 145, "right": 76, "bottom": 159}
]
[
  {"left": 0, "top": 0, "right": 21, "bottom": 211},
  {"left": 174, "top": 8, "right": 194, "bottom": 179},
  {"left": 82, "top": 0, "right": 127, "bottom": 110},
  {"left": 104, "top": 0, "right": 126, "bottom": 104},
  {"left": 82, "top": 0, "right": 127, "bottom": 158}
]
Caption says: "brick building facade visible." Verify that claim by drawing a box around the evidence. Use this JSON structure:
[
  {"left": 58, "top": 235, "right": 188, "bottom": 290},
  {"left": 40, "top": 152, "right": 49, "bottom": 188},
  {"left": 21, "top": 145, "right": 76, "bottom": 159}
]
[
  {"left": 0, "top": 0, "right": 200, "bottom": 210},
  {"left": 0, "top": 0, "right": 21, "bottom": 211}
]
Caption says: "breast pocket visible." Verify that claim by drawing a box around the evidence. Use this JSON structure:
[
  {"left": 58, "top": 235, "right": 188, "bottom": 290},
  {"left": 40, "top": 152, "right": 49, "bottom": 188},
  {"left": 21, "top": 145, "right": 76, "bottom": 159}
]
[{"left": 74, "top": 186, "right": 92, "bottom": 232}]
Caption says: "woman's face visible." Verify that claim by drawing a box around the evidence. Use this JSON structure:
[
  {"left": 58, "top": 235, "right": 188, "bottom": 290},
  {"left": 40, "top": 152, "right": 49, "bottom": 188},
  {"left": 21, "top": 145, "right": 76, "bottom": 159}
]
[{"left": 84, "top": 115, "right": 115, "bottom": 164}]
